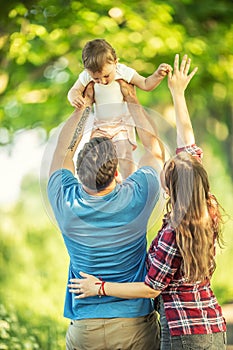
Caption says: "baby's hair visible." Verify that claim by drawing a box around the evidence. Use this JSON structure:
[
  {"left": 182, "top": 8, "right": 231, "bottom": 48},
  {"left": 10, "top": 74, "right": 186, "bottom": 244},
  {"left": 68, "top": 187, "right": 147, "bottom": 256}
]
[{"left": 82, "top": 39, "right": 117, "bottom": 73}]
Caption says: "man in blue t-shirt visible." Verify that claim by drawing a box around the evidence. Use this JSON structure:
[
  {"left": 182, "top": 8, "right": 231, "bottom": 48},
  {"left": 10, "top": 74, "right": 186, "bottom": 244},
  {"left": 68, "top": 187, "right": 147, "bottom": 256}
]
[{"left": 47, "top": 81, "right": 164, "bottom": 350}]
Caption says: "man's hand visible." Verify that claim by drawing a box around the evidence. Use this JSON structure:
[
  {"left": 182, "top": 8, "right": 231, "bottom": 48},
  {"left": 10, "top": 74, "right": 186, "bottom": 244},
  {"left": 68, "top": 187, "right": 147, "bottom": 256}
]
[
  {"left": 117, "top": 79, "right": 138, "bottom": 104},
  {"left": 83, "top": 81, "right": 95, "bottom": 107},
  {"left": 69, "top": 82, "right": 95, "bottom": 109},
  {"left": 69, "top": 91, "right": 85, "bottom": 108}
]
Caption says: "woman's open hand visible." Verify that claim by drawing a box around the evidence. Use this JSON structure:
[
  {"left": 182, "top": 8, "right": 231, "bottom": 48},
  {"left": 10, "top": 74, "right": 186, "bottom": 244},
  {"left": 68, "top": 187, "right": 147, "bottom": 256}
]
[
  {"left": 68, "top": 271, "right": 101, "bottom": 299},
  {"left": 168, "top": 54, "right": 198, "bottom": 96}
]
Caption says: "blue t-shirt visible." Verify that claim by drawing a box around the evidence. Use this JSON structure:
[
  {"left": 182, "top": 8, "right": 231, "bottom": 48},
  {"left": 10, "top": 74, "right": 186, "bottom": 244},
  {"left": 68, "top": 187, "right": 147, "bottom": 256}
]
[{"left": 47, "top": 166, "right": 160, "bottom": 320}]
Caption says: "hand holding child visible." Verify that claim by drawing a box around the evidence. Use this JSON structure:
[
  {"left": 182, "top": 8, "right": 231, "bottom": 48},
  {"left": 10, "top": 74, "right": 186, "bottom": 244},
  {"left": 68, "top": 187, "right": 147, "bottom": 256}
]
[
  {"left": 69, "top": 91, "right": 85, "bottom": 108},
  {"left": 83, "top": 81, "right": 95, "bottom": 106},
  {"left": 117, "top": 79, "right": 138, "bottom": 104},
  {"left": 70, "top": 82, "right": 95, "bottom": 109}
]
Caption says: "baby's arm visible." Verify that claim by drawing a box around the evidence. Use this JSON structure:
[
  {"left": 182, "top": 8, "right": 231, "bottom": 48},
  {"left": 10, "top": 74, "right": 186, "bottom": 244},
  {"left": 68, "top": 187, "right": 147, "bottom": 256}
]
[
  {"left": 131, "top": 63, "right": 172, "bottom": 91},
  {"left": 67, "top": 79, "right": 86, "bottom": 108}
]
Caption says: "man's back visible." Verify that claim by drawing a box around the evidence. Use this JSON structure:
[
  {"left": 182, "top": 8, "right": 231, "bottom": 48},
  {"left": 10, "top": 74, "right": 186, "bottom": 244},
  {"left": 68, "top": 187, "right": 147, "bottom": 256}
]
[{"left": 48, "top": 166, "right": 160, "bottom": 320}]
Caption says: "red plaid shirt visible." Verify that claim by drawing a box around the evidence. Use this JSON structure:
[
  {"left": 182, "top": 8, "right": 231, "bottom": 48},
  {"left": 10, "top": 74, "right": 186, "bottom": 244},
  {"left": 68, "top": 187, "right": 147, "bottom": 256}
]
[{"left": 145, "top": 144, "right": 226, "bottom": 336}]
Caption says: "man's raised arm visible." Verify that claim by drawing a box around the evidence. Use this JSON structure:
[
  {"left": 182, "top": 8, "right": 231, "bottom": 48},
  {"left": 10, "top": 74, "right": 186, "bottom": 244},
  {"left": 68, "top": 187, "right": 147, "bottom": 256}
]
[
  {"left": 118, "top": 80, "right": 164, "bottom": 171},
  {"left": 49, "top": 83, "right": 94, "bottom": 177}
]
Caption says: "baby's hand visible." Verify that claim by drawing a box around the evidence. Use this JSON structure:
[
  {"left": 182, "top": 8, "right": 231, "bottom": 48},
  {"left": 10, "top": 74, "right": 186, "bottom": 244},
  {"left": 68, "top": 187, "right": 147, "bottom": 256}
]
[{"left": 156, "top": 63, "right": 173, "bottom": 78}]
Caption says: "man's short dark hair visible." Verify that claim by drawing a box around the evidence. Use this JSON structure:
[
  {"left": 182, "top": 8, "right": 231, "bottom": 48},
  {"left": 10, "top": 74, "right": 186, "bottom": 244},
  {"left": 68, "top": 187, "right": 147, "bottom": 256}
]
[{"left": 76, "top": 137, "right": 118, "bottom": 191}]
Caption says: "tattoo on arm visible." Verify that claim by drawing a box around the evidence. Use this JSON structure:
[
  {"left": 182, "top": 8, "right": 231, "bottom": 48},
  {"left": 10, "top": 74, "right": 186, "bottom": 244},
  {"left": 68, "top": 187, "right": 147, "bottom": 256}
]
[{"left": 68, "top": 106, "right": 91, "bottom": 151}]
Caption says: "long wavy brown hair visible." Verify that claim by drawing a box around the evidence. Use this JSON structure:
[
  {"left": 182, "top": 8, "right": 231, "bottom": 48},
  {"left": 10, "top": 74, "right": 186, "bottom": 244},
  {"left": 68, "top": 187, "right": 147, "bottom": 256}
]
[{"left": 164, "top": 152, "right": 224, "bottom": 282}]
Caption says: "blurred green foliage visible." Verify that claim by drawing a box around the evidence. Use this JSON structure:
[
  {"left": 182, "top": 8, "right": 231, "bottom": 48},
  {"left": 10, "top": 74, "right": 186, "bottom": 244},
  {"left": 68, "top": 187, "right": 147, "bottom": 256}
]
[
  {"left": 0, "top": 0, "right": 233, "bottom": 348},
  {"left": 0, "top": 303, "right": 66, "bottom": 349},
  {"left": 0, "top": 174, "right": 69, "bottom": 348},
  {"left": 0, "top": 0, "right": 233, "bottom": 177}
]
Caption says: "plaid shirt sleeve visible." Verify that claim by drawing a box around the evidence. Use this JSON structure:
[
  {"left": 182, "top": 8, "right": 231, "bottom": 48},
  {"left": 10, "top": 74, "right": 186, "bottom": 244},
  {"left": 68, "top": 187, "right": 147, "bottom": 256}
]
[
  {"left": 145, "top": 225, "right": 182, "bottom": 291},
  {"left": 176, "top": 144, "right": 203, "bottom": 162}
]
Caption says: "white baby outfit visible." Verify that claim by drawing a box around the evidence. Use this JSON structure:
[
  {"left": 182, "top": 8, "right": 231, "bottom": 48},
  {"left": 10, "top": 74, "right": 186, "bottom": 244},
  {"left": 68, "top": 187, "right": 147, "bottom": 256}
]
[{"left": 77, "top": 63, "right": 137, "bottom": 148}]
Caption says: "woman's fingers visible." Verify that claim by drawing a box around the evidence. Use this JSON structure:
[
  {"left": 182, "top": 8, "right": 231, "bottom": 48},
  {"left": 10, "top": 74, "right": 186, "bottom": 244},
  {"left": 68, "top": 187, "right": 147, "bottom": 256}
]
[
  {"left": 173, "top": 54, "right": 179, "bottom": 72},
  {"left": 174, "top": 54, "right": 193, "bottom": 74},
  {"left": 75, "top": 292, "right": 86, "bottom": 299},
  {"left": 79, "top": 271, "right": 90, "bottom": 278},
  {"left": 188, "top": 66, "right": 198, "bottom": 81},
  {"left": 180, "top": 54, "right": 188, "bottom": 73},
  {"left": 183, "top": 57, "right": 191, "bottom": 75},
  {"left": 172, "top": 54, "right": 198, "bottom": 78}
]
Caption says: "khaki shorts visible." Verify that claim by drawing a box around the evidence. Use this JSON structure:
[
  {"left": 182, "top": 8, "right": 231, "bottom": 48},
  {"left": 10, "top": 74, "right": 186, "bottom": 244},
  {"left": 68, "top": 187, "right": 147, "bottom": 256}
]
[{"left": 66, "top": 311, "right": 160, "bottom": 350}]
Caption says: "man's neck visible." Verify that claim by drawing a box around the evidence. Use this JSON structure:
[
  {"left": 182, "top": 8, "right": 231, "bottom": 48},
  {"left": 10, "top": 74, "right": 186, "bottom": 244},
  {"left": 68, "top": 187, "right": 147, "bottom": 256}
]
[{"left": 83, "top": 179, "right": 117, "bottom": 196}]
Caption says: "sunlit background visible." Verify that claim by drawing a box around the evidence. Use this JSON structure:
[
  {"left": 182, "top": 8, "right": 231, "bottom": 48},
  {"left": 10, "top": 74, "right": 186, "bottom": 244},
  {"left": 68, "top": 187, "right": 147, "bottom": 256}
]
[{"left": 0, "top": 1, "right": 233, "bottom": 349}]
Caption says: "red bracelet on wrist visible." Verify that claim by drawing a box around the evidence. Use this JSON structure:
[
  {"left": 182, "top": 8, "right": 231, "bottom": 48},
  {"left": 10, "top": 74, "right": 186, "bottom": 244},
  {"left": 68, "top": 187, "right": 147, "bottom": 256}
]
[
  {"left": 95, "top": 280, "right": 107, "bottom": 297},
  {"left": 101, "top": 281, "right": 106, "bottom": 296},
  {"left": 95, "top": 281, "right": 102, "bottom": 297}
]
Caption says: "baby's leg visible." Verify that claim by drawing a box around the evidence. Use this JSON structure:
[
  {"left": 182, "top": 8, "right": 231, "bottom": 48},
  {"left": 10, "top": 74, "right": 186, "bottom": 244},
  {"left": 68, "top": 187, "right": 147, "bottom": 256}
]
[{"left": 114, "top": 139, "right": 136, "bottom": 179}]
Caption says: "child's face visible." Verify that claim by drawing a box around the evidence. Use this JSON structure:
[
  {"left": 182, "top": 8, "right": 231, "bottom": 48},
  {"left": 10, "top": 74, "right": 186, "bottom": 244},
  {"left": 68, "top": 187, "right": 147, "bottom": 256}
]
[{"left": 88, "top": 63, "right": 116, "bottom": 85}]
